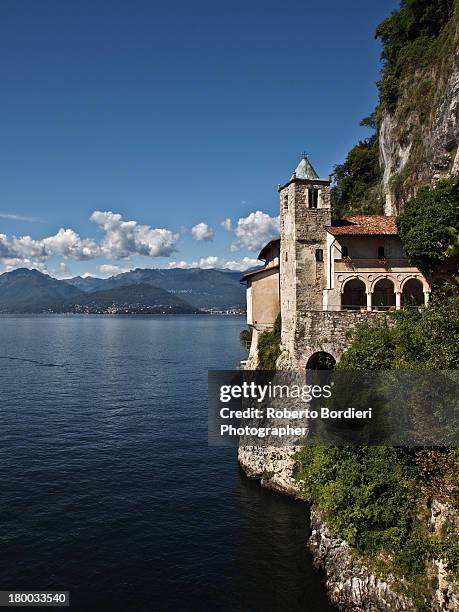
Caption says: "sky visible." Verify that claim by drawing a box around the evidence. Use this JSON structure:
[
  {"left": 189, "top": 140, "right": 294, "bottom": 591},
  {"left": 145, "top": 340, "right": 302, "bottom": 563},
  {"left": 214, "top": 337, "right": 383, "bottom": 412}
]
[{"left": 0, "top": 0, "right": 399, "bottom": 278}]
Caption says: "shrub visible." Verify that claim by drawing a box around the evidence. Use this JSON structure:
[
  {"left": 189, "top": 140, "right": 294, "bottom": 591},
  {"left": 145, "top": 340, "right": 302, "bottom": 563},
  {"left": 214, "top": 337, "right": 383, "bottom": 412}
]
[
  {"left": 396, "top": 177, "right": 459, "bottom": 276},
  {"left": 257, "top": 313, "right": 281, "bottom": 369}
]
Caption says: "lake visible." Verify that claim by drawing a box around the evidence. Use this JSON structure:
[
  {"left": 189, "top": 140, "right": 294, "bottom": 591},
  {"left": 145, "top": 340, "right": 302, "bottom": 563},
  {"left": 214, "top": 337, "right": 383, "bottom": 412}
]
[{"left": 0, "top": 315, "right": 333, "bottom": 611}]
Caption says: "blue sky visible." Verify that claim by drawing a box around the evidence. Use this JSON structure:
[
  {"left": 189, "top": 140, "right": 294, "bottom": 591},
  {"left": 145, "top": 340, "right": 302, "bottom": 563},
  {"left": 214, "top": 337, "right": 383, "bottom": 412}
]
[{"left": 0, "top": 0, "right": 399, "bottom": 277}]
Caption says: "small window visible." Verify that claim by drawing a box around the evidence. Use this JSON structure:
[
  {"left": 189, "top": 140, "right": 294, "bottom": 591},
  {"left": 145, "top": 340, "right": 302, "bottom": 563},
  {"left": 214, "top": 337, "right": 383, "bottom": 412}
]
[
  {"left": 378, "top": 246, "right": 385, "bottom": 259},
  {"left": 341, "top": 245, "right": 348, "bottom": 258},
  {"left": 315, "top": 249, "right": 323, "bottom": 262},
  {"left": 308, "top": 188, "right": 318, "bottom": 208},
  {"left": 285, "top": 251, "right": 288, "bottom": 261},
  {"left": 283, "top": 194, "right": 289, "bottom": 210}
]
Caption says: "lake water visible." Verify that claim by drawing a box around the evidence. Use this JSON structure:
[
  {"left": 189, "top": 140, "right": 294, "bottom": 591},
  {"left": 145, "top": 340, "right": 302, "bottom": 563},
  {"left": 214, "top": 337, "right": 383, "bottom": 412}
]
[{"left": 0, "top": 315, "right": 333, "bottom": 611}]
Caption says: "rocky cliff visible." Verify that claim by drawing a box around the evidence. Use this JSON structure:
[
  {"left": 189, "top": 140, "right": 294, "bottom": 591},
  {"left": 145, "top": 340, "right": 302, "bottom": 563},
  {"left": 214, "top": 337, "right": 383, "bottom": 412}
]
[
  {"left": 379, "top": 2, "right": 459, "bottom": 214},
  {"left": 239, "top": 446, "right": 458, "bottom": 611},
  {"left": 238, "top": 446, "right": 416, "bottom": 611}
]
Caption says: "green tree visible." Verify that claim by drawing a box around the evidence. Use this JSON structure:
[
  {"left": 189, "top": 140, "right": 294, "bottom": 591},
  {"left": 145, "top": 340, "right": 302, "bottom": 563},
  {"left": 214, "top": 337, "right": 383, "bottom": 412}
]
[
  {"left": 331, "top": 116, "right": 383, "bottom": 219},
  {"left": 375, "top": 0, "right": 455, "bottom": 112},
  {"left": 396, "top": 177, "right": 459, "bottom": 278}
]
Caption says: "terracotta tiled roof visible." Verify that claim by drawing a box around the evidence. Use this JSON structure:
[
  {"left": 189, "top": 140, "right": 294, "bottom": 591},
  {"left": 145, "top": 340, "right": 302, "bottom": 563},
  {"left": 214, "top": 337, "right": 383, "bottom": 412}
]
[
  {"left": 327, "top": 215, "right": 397, "bottom": 236},
  {"left": 240, "top": 265, "right": 279, "bottom": 283}
]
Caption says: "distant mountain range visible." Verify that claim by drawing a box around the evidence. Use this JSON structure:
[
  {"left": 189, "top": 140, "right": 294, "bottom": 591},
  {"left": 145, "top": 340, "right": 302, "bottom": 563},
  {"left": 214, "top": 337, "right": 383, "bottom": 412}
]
[
  {"left": 50, "top": 283, "right": 200, "bottom": 314},
  {"left": 0, "top": 267, "right": 249, "bottom": 313}
]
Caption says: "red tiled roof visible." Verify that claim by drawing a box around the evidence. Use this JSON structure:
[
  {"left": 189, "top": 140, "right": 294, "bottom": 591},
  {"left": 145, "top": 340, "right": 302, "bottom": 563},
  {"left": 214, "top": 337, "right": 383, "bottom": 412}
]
[
  {"left": 240, "top": 265, "right": 279, "bottom": 283},
  {"left": 327, "top": 215, "right": 397, "bottom": 236}
]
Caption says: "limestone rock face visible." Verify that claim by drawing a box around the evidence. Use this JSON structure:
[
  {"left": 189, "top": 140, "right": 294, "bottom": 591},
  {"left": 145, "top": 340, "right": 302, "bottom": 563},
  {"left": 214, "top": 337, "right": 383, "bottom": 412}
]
[
  {"left": 238, "top": 445, "right": 413, "bottom": 611},
  {"left": 309, "top": 510, "right": 413, "bottom": 611},
  {"left": 429, "top": 500, "right": 459, "bottom": 611},
  {"left": 380, "top": 39, "right": 459, "bottom": 215},
  {"left": 237, "top": 445, "right": 300, "bottom": 497}
]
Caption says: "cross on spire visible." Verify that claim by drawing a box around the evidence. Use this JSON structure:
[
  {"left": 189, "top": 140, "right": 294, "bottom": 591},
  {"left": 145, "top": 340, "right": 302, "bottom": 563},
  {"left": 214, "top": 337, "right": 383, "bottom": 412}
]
[{"left": 301, "top": 151, "right": 308, "bottom": 159}]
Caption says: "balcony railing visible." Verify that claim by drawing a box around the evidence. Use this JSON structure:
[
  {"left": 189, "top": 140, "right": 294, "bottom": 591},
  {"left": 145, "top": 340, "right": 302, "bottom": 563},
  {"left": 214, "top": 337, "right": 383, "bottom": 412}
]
[{"left": 334, "top": 257, "right": 413, "bottom": 272}]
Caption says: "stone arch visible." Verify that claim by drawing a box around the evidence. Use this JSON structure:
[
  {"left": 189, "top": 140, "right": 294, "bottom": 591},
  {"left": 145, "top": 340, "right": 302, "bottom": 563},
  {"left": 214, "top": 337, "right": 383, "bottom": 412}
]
[
  {"left": 369, "top": 274, "right": 398, "bottom": 293},
  {"left": 306, "top": 351, "right": 336, "bottom": 370},
  {"left": 400, "top": 275, "right": 429, "bottom": 293},
  {"left": 372, "top": 277, "right": 396, "bottom": 310},
  {"left": 401, "top": 277, "right": 424, "bottom": 307},
  {"left": 341, "top": 277, "right": 366, "bottom": 310}
]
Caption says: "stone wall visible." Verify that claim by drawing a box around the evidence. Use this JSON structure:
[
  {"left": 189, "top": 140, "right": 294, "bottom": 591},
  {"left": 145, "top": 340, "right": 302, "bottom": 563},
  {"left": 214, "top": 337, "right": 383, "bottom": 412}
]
[{"left": 281, "top": 309, "right": 389, "bottom": 369}]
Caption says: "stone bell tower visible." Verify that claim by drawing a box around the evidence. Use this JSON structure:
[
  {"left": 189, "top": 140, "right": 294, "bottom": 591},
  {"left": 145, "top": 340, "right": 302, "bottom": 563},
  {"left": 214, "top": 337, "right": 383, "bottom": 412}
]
[{"left": 278, "top": 154, "right": 331, "bottom": 358}]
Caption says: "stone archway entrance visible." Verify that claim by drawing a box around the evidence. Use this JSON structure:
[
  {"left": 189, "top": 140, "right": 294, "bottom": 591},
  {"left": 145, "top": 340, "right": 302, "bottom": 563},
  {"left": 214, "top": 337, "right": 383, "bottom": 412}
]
[{"left": 306, "top": 351, "right": 336, "bottom": 370}]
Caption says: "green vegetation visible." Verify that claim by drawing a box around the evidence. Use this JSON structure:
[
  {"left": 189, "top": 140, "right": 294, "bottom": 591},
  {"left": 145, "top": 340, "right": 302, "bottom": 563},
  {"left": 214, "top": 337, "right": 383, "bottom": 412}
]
[
  {"left": 331, "top": 2, "right": 459, "bottom": 212},
  {"left": 375, "top": 0, "right": 455, "bottom": 113},
  {"left": 331, "top": 115, "right": 384, "bottom": 219},
  {"left": 396, "top": 177, "right": 459, "bottom": 278},
  {"left": 257, "top": 313, "right": 281, "bottom": 369},
  {"left": 296, "top": 295, "right": 459, "bottom": 599},
  {"left": 338, "top": 292, "right": 459, "bottom": 370},
  {"left": 239, "top": 327, "right": 252, "bottom": 349},
  {"left": 296, "top": 445, "right": 458, "bottom": 599}
]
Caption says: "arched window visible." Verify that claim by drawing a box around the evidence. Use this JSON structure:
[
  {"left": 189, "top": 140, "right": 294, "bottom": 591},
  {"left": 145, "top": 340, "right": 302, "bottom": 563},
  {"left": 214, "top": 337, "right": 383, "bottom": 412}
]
[
  {"left": 402, "top": 278, "right": 424, "bottom": 307},
  {"left": 372, "top": 278, "right": 396, "bottom": 310},
  {"left": 341, "top": 245, "right": 348, "bottom": 258},
  {"left": 378, "top": 246, "right": 385, "bottom": 259},
  {"left": 341, "top": 278, "right": 366, "bottom": 310}
]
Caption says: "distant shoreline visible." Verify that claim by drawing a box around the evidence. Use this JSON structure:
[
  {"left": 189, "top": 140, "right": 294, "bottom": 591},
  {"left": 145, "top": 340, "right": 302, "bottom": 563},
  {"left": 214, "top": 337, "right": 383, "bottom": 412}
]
[{"left": 0, "top": 312, "right": 246, "bottom": 317}]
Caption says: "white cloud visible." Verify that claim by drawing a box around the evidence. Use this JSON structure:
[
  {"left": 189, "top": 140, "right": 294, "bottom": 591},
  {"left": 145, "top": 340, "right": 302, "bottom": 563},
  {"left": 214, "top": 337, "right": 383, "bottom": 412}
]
[
  {"left": 222, "top": 257, "right": 260, "bottom": 271},
  {"left": 57, "top": 262, "right": 71, "bottom": 277},
  {"left": 42, "top": 228, "right": 100, "bottom": 260},
  {"left": 191, "top": 222, "right": 214, "bottom": 241},
  {"left": 231, "top": 211, "right": 279, "bottom": 252},
  {"left": 167, "top": 255, "right": 258, "bottom": 271},
  {"left": 2, "top": 257, "right": 48, "bottom": 273},
  {"left": 90, "top": 211, "right": 179, "bottom": 258},
  {"left": 0, "top": 228, "right": 99, "bottom": 266},
  {"left": 168, "top": 255, "right": 220, "bottom": 269},
  {"left": 97, "top": 264, "right": 132, "bottom": 277},
  {"left": 0, "top": 213, "right": 41, "bottom": 222},
  {"left": 220, "top": 218, "right": 232, "bottom": 231}
]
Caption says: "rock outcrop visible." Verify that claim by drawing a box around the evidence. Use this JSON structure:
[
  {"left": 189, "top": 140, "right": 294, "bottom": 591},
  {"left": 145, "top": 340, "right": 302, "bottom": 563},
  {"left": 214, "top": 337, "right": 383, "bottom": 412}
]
[
  {"left": 238, "top": 445, "right": 413, "bottom": 611},
  {"left": 380, "top": 14, "right": 459, "bottom": 214},
  {"left": 309, "top": 510, "right": 413, "bottom": 611},
  {"left": 429, "top": 500, "right": 459, "bottom": 611}
]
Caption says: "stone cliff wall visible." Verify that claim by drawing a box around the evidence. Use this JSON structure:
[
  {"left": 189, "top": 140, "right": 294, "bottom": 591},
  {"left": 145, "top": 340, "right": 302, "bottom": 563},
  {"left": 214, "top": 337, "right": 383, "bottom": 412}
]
[
  {"left": 238, "top": 446, "right": 415, "bottom": 611},
  {"left": 380, "top": 13, "right": 459, "bottom": 214}
]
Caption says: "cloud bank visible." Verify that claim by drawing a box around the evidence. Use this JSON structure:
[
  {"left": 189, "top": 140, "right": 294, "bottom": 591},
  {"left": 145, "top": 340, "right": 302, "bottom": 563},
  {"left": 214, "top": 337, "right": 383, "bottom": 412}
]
[{"left": 91, "top": 211, "right": 179, "bottom": 258}]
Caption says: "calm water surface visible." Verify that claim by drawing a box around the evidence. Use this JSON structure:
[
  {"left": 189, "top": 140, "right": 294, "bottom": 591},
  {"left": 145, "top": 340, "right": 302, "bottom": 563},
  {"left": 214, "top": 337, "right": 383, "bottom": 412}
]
[{"left": 0, "top": 315, "right": 333, "bottom": 611}]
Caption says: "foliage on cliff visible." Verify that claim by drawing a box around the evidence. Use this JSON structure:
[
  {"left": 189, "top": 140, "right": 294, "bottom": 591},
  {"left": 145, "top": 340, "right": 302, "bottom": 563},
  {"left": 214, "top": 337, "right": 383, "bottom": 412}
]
[
  {"left": 376, "top": 0, "right": 455, "bottom": 114},
  {"left": 296, "top": 296, "right": 459, "bottom": 599},
  {"left": 331, "top": 115, "right": 384, "bottom": 219},
  {"left": 396, "top": 177, "right": 459, "bottom": 279},
  {"left": 338, "top": 292, "right": 459, "bottom": 370},
  {"left": 376, "top": 0, "right": 458, "bottom": 203},
  {"left": 257, "top": 314, "right": 281, "bottom": 369},
  {"left": 333, "top": 1, "right": 458, "bottom": 214}
]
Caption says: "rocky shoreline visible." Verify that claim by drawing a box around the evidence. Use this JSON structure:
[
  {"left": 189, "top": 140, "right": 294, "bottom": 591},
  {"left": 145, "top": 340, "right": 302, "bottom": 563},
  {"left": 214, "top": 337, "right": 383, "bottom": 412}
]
[{"left": 237, "top": 445, "right": 457, "bottom": 612}]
